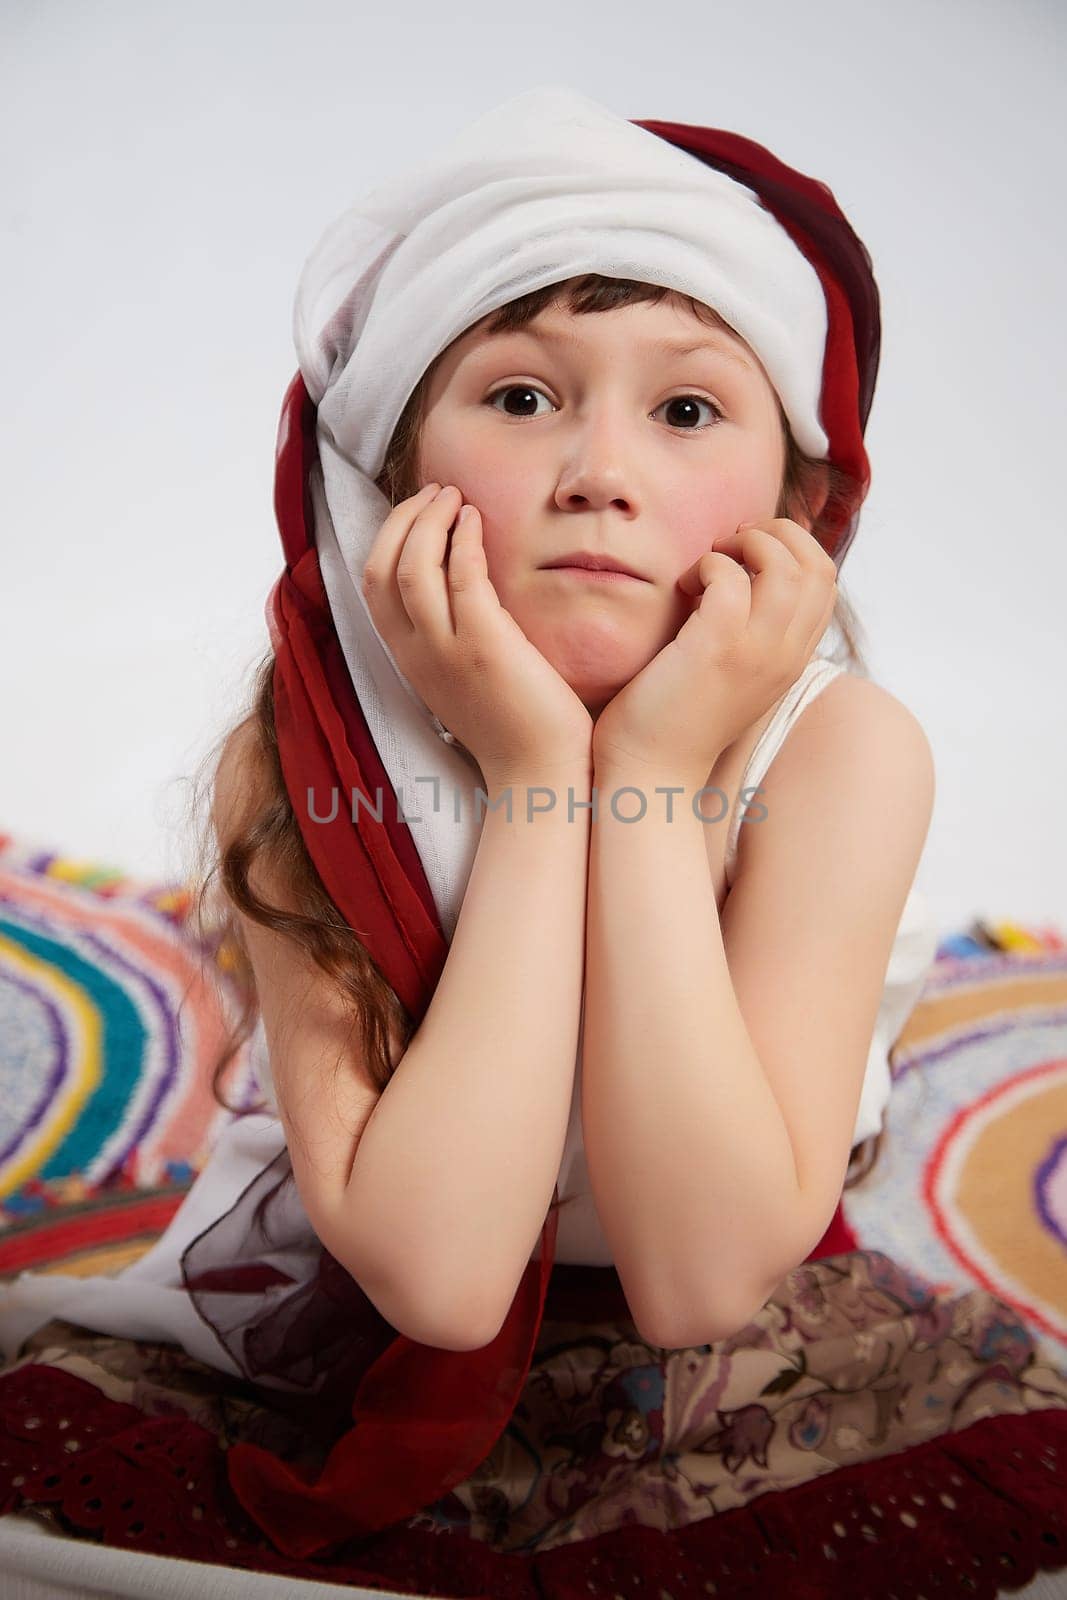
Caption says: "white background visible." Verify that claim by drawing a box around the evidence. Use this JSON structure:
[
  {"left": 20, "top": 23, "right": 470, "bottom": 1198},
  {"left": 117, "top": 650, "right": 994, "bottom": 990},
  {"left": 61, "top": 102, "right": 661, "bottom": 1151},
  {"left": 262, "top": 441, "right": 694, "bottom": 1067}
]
[{"left": 3, "top": 0, "right": 1065, "bottom": 937}]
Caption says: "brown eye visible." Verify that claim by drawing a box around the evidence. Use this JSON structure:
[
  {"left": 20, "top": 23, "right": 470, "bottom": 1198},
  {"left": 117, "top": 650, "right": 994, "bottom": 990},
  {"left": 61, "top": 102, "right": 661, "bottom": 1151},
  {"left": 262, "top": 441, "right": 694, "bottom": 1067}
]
[
  {"left": 484, "top": 385, "right": 724, "bottom": 430},
  {"left": 656, "top": 395, "right": 723, "bottom": 431},
  {"left": 485, "top": 384, "right": 553, "bottom": 417}
]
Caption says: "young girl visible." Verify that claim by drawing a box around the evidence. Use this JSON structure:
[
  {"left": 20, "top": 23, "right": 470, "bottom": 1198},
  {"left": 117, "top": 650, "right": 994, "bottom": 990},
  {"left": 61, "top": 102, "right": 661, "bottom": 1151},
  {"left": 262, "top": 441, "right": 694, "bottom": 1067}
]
[{"left": 0, "top": 84, "right": 938, "bottom": 1554}]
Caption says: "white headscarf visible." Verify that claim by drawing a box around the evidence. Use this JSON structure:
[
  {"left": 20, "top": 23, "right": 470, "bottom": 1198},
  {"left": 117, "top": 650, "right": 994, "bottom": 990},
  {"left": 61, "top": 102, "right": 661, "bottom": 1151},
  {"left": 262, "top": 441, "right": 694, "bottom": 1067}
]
[{"left": 289, "top": 83, "right": 831, "bottom": 942}]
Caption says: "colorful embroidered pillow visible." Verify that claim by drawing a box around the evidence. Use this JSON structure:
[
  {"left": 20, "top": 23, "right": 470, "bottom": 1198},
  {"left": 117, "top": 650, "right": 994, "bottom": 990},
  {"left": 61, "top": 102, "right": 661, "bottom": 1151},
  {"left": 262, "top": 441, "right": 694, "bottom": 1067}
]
[
  {"left": 0, "top": 833, "right": 255, "bottom": 1256},
  {"left": 842, "top": 934, "right": 1067, "bottom": 1373}
]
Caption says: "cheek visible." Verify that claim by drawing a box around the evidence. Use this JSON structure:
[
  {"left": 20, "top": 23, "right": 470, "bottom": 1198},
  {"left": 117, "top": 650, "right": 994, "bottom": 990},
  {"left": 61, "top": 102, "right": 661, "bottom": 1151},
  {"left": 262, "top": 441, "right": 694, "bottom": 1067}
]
[
  {"left": 421, "top": 445, "right": 529, "bottom": 554},
  {"left": 455, "top": 470, "right": 533, "bottom": 582},
  {"left": 459, "top": 461, "right": 533, "bottom": 523},
  {"left": 672, "top": 454, "right": 779, "bottom": 563},
  {"left": 419, "top": 410, "right": 521, "bottom": 506},
  {"left": 672, "top": 480, "right": 748, "bottom": 562}
]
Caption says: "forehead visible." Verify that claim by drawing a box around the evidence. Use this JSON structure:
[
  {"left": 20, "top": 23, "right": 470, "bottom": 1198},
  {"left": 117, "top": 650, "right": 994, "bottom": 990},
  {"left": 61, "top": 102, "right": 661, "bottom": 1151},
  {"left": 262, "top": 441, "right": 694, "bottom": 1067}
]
[{"left": 438, "top": 293, "right": 762, "bottom": 383}]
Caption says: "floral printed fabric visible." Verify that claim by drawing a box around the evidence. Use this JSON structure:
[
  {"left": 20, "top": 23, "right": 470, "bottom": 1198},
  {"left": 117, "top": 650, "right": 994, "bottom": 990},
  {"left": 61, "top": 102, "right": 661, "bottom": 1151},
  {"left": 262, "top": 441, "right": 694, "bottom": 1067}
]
[
  {"left": 2, "top": 1245, "right": 1065, "bottom": 1599},
  {"left": 417, "top": 1248, "right": 1067, "bottom": 1553}
]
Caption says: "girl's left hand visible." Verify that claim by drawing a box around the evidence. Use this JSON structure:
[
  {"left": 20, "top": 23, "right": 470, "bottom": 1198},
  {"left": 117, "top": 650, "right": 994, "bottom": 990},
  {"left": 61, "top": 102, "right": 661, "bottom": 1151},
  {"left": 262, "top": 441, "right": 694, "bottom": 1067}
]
[{"left": 591, "top": 518, "right": 838, "bottom": 784}]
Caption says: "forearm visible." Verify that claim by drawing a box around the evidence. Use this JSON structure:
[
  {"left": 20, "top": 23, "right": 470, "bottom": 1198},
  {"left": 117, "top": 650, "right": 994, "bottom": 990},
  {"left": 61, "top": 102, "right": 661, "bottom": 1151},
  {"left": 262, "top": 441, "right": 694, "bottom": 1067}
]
[
  {"left": 582, "top": 762, "right": 799, "bottom": 1348},
  {"left": 345, "top": 762, "right": 592, "bottom": 1345}
]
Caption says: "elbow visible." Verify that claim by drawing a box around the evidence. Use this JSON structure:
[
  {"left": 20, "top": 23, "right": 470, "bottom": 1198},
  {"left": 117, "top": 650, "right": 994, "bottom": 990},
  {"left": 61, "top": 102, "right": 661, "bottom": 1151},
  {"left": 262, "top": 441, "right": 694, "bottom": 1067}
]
[
  {"left": 629, "top": 1236, "right": 813, "bottom": 1347},
  {"left": 418, "top": 1280, "right": 526, "bottom": 1354},
  {"left": 628, "top": 1278, "right": 775, "bottom": 1350},
  {"left": 333, "top": 1248, "right": 508, "bottom": 1354},
  {"left": 417, "top": 1285, "right": 511, "bottom": 1352},
  {"left": 611, "top": 1217, "right": 808, "bottom": 1351},
  {"left": 309, "top": 1199, "right": 506, "bottom": 1353},
  {"left": 413, "top": 1318, "right": 501, "bottom": 1354},
  {"left": 380, "top": 1278, "right": 504, "bottom": 1353},
  {"left": 408, "top": 1272, "right": 517, "bottom": 1353},
  {"left": 356, "top": 1272, "right": 501, "bottom": 1352}
]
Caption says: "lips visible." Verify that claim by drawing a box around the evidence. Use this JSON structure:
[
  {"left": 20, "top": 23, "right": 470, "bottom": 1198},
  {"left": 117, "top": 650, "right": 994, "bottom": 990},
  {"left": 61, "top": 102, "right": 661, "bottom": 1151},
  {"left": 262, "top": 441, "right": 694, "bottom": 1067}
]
[{"left": 543, "top": 552, "right": 646, "bottom": 580}]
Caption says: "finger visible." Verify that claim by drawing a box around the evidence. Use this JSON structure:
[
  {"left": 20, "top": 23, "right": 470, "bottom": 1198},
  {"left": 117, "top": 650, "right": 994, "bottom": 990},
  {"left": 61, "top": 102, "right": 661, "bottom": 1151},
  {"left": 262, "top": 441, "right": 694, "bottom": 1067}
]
[
  {"left": 394, "top": 485, "right": 463, "bottom": 634},
  {"left": 723, "top": 518, "right": 837, "bottom": 599},
  {"left": 713, "top": 526, "right": 802, "bottom": 648},
  {"left": 747, "top": 517, "right": 838, "bottom": 586},
  {"left": 364, "top": 482, "right": 441, "bottom": 581},
  {"left": 677, "top": 551, "right": 752, "bottom": 634},
  {"left": 361, "top": 482, "right": 441, "bottom": 629},
  {"left": 724, "top": 521, "right": 835, "bottom": 655},
  {"left": 677, "top": 548, "right": 749, "bottom": 596},
  {"left": 445, "top": 503, "right": 500, "bottom": 636},
  {"left": 751, "top": 519, "right": 839, "bottom": 653}
]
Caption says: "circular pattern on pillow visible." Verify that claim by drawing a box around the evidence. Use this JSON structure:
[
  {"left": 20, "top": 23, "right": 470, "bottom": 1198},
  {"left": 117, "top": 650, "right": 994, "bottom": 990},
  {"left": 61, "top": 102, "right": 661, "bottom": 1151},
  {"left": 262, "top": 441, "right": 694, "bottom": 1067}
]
[
  {"left": 0, "top": 834, "right": 257, "bottom": 1206},
  {"left": 844, "top": 947, "right": 1067, "bottom": 1374}
]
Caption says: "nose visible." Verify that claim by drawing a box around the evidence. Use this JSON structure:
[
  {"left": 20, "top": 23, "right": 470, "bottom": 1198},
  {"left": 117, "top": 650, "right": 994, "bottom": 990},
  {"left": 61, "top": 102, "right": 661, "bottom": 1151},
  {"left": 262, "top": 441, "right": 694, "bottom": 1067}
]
[
  {"left": 553, "top": 414, "right": 638, "bottom": 515},
  {"left": 555, "top": 481, "right": 634, "bottom": 514}
]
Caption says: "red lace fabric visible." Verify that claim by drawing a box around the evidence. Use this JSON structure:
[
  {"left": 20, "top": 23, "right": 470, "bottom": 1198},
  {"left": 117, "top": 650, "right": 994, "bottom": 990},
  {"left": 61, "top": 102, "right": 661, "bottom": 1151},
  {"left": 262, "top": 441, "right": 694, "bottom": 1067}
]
[{"left": 1, "top": 1362, "right": 1064, "bottom": 1597}]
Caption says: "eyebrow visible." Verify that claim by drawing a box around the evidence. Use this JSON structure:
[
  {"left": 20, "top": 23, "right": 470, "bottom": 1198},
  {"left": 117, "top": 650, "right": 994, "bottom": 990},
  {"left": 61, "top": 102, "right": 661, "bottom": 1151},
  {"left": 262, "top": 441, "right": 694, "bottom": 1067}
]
[{"left": 477, "top": 322, "right": 756, "bottom": 373}]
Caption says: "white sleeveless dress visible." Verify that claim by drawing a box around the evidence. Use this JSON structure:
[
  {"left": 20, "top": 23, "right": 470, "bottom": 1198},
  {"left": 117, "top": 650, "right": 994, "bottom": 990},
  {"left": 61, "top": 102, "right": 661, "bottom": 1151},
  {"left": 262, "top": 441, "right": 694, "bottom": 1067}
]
[{"left": 0, "top": 657, "right": 940, "bottom": 1363}]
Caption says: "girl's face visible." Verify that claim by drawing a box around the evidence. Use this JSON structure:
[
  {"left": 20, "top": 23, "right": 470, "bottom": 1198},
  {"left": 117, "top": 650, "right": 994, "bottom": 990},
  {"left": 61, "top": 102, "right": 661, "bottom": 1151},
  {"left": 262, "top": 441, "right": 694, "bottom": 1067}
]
[{"left": 416, "top": 293, "right": 789, "bottom": 720}]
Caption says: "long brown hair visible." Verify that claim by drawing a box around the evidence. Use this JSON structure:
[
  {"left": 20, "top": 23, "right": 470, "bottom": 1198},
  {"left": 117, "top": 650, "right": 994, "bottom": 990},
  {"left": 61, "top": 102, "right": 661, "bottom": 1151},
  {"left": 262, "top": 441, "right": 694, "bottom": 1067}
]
[{"left": 190, "top": 274, "right": 884, "bottom": 1195}]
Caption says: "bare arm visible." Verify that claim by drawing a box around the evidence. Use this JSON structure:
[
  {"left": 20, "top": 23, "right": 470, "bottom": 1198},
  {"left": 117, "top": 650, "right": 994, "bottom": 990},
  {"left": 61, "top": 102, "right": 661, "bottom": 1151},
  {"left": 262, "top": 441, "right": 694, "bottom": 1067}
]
[
  {"left": 581, "top": 759, "right": 798, "bottom": 1348},
  {"left": 340, "top": 762, "right": 592, "bottom": 1348},
  {"left": 582, "top": 681, "right": 934, "bottom": 1349},
  {"left": 215, "top": 726, "right": 592, "bottom": 1352}
]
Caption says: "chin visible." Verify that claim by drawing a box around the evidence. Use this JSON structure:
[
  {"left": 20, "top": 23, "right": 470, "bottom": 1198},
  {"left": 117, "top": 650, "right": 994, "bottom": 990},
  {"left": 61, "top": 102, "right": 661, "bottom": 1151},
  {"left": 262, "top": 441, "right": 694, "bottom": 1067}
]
[{"left": 571, "top": 677, "right": 625, "bottom": 720}]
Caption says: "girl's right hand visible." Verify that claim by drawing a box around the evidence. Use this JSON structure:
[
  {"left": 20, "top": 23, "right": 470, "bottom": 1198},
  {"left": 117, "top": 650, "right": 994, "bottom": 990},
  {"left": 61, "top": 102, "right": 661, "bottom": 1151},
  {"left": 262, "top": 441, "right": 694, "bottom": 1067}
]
[{"left": 361, "top": 484, "right": 594, "bottom": 786}]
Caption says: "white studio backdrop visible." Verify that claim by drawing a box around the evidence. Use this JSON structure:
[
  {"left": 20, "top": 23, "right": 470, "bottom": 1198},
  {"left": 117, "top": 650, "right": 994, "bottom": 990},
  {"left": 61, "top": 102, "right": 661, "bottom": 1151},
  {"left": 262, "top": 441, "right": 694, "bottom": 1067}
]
[{"left": 2, "top": 0, "right": 1065, "bottom": 935}]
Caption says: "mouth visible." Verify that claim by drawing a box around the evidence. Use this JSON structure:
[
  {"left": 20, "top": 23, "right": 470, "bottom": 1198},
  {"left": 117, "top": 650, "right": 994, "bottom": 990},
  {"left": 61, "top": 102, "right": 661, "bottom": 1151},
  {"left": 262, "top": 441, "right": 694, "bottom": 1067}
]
[
  {"left": 542, "top": 553, "right": 648, "bottom": 581},
  {"left": 544, "top": 566, "right": 645, "bottom": 584}
]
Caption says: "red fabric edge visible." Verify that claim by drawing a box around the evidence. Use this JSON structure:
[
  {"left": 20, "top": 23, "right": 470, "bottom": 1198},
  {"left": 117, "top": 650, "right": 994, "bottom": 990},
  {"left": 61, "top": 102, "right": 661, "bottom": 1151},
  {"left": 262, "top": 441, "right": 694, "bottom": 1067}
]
[{"left": 0, "top": 1361, "right": 1063, "bottom": 1596}]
